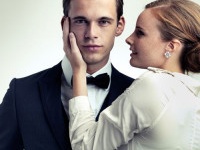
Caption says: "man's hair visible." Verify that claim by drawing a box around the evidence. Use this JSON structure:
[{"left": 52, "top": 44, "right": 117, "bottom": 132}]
[{"left": 62, "top": 0, "right": 124, "bottom": 21}]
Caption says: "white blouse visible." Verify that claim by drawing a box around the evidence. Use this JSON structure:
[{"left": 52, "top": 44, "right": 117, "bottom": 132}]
[{"left": 69, "top": 67, "right": 200, "bottom": 150}]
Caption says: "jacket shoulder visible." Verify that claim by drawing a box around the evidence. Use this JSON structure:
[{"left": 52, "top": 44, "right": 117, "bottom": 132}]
[
  {"left": 14, "top": 62, "right": 62, "bottom": 83},
  {"left": 111, "top": 65, "right": 134, "bottom": 86}
]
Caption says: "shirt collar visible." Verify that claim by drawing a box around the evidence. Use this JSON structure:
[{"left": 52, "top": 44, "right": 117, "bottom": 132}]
[{"left": 61, "top": 56, "right": 112, "bottom": 86}]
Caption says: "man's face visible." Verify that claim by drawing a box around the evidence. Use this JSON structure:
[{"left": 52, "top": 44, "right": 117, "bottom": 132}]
[{"left": 68, "top": 0, "right": 124, "bottom": 72}]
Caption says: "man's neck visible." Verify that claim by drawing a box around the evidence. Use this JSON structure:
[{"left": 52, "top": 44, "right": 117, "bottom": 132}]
[
  {"left": 86, "top": 62, "right": 109, "bottom": 75},
  {"left": 61, "top": 56, "right": 111, "bottom": 85}
]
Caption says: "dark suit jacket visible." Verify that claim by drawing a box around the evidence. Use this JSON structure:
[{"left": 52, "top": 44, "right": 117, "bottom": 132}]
[{"left": 0, "top": 62, "right": 133, "bottom": 150}]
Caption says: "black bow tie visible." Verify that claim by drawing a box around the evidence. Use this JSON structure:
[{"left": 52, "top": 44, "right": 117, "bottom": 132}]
[{"left": 87, "top": 73, "right": 110, "bottom": 89}]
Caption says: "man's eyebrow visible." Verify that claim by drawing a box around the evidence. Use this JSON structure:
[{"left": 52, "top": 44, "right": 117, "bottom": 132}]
[
  {"left": 99, "top": 17, "right": 114, "bottom": 21},
  {"left": 71, "top": 16, "right": 87, "bottom": 20},
  {"left": 71, "top": 16, "right": 115, "bottom": 21}
]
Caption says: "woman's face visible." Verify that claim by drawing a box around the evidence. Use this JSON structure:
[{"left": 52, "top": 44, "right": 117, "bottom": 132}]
[{"left": 126, "top": 9, "right": 169, "bottom": 69}]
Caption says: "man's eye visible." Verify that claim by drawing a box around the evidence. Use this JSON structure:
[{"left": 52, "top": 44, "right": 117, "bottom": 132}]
[
  {"left": 99, "top": 20, "right": 110, "bottom": 26},
  {"left": 74, "top": 20, "right": 87, "bottom": 24}
]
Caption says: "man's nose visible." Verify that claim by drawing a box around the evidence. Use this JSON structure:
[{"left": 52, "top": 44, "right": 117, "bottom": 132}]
[{"left": 84, "top": 23, "right": 98, "bottom": 39}]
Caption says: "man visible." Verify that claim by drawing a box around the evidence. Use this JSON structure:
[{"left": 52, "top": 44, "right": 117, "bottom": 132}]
[{"left": 0, "top": 0, "right": 133, "bottom": 149}]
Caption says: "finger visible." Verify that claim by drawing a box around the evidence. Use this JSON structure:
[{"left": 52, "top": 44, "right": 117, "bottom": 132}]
[
  {"left": 62, "top": 17, "right": 70, "bottom": 53},
  {"left": 69, "top": 32, "right": 79, "bottom": 54},
  {"left": 63, "top": 17, "right": 69, "bottom": 36}
]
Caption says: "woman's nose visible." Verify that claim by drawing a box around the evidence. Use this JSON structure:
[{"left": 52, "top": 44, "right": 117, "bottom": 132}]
[{"left": 125, "top": 34, "right": 133, "bottom": 45}]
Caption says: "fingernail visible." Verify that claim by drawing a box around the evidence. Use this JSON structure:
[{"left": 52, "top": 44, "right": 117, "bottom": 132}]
[{"left": 69, "top": 32, "right": 74, "bottom": 38}]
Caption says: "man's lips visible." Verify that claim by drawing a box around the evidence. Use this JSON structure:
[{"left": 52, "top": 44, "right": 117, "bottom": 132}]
[{"left": 83, "top": 45, "right": 102, "bottom": 51}]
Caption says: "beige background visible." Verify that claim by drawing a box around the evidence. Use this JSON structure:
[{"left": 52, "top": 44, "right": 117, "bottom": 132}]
[{"left": 0, "top": 0, "right": 200, "bottom": 103}]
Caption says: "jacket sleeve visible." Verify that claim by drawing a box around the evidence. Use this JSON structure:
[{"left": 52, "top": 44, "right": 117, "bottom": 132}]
[{"left": 0, "top": 79, "right": 23, "bottom": 150}]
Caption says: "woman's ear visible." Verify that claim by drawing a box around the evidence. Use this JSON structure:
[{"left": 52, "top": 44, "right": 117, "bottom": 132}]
[
  {"left": 115, "top": 16, "right": 125, "bottom": 36},
  {"left": 165, "top": 39, "right": 182, "bottom": 52}
]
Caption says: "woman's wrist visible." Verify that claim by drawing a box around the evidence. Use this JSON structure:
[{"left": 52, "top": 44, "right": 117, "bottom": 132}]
[{"left": 72, "top": 69, "right": 87, "bottom": 97}]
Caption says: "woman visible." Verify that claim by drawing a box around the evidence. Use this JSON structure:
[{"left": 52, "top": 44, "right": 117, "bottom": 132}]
[{"left": 64, "top": 0, "right": 200, "bottom": 149}]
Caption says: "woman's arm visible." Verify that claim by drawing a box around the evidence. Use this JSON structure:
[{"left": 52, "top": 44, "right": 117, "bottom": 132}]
[
  {"left": 63, "top": 17, "right": 87, "bottom": 97},
  {"left": 68, "top": 74, "right": 171, "bottom": 150},
  {"left": 69, "top": 91, "right": 138, "bottom": 150}
]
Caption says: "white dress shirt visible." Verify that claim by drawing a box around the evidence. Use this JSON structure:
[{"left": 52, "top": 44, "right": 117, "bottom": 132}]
[
  {"left": 61, "top": 56, "right": 111, "bottom": 117},
  {"left": 69, "top": 67, "right": 200, "bottom": 150}
]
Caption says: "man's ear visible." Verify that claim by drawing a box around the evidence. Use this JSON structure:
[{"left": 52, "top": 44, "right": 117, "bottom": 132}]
[
  {"left": 115, "top": 16, "right": 125, "bottom": 36},
  {"left": 61, "top": 16, "right": 66, "bottom": 30}
]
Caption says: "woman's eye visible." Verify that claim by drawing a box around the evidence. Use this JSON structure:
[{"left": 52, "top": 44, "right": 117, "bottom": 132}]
[{"left": 135, "top": 30, "right": 145, "bottom": 37}]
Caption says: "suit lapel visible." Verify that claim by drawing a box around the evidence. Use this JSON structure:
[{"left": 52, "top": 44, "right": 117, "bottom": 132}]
[
  {"left": 96, "top": 65, "right": 134, "bottom": 121},
  {"left": 39, "top": 63, "right": 71, "bottom": 150},
  {"left": 96, "top": 66, "right": 125, "bottom": 121}
]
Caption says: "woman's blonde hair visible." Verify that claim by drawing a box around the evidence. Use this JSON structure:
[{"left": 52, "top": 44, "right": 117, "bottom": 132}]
[{"left": 146, "top": 0, "right": 200, "bottom": 73}]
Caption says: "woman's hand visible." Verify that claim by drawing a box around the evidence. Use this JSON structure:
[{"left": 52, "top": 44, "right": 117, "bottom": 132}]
[
  {"left": 62, "top": 17, "right": 87, "bottom": 96},
  {"left": 62, "top": 17, "right": 87, "bottom": 74}
]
